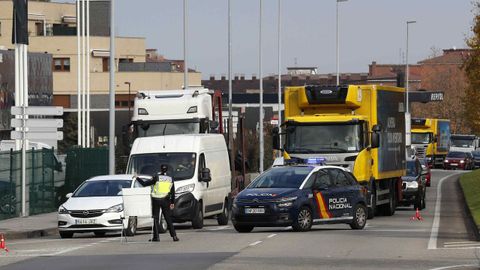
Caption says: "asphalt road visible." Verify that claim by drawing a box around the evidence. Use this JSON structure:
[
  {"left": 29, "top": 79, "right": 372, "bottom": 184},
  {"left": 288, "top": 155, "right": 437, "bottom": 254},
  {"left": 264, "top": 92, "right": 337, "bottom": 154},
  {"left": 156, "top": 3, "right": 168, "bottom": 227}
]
[{"left": 1, "top": 170, "right": 479, "bottom": 270}]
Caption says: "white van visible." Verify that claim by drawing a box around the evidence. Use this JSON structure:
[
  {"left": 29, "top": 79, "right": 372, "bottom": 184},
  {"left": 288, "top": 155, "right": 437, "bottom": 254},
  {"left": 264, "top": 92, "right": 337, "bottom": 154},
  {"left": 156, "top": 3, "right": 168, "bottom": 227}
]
[{"left": 126, "top": 134, "right": 231, "bottom": 229}]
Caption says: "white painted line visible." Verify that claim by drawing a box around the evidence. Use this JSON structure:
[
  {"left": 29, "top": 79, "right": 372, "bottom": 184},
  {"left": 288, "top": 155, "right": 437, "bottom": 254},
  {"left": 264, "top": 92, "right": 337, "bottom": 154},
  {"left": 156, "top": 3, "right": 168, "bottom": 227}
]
[
  {"left": 249, "top": 241, "right": 262, "bottom": 246},
  {"left": 367, "top": 229, "right": 428, "bottom": 232},
  {"left": 207, "top": 226, "right": 230, "bottom": 231},
  {"left": 439, "top": 246, "right": 480, "bottom": 250},
  {"left": 428, "top": 172, "right": 463, "bottom": 250},
  {"left": 444, "top": 243, "right": 480, "bottom": 248},
  {"left": 429, "top": 264, "right": 478, "bottom": 270},
  {"left": 443, "top": 241, "right": 478, "bottom": 245},
  {"left": 267, "top": 234, "right": 277, "bottom": 238}
]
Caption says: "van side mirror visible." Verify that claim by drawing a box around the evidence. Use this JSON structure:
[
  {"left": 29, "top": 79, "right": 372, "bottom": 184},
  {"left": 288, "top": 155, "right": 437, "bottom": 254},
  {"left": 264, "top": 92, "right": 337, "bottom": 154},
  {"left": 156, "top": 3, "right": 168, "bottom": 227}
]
[
  {"left": 272, "top": 127, "right": 280, "bottom": 150},
  {"left": 200, "top": 168, "right": 211, "bottom": 183}
]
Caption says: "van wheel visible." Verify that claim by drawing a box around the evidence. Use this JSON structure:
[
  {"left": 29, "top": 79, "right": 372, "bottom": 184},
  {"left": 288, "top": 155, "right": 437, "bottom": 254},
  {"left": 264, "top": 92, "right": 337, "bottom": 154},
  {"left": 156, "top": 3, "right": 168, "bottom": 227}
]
[
  {"left": 234, "top": 224, "right": 254, "bottom": 233},
  {"left": 158, "top": 214, "right": 168, "bottom": 234},
  {"left": 217, "top": 199, "right": 230, "bottom": 226},
  {"left": 350, "top": 204, "right": 367, "bottom": 230},
  {"left": 125, "top": 216, "right": 137, "bottom": 236},
  {"left": 292, "top": 206, "right": 313, "bottom": 232},
  {"left": 59, "top": 231, "right": 73, "bottom": 238},
  {"left": 192, "top": 202, "right": 204, "bottom": 229}
]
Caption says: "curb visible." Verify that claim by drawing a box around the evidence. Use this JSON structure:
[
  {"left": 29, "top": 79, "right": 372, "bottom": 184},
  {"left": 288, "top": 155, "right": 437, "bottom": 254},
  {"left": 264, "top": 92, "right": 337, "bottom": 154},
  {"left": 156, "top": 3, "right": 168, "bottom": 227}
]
[
  {"left": 458, "top": 177, "right": 480, "bottom": 241},
  {"left": 1, "top": 228, "right": 58, "bottom": 240}
]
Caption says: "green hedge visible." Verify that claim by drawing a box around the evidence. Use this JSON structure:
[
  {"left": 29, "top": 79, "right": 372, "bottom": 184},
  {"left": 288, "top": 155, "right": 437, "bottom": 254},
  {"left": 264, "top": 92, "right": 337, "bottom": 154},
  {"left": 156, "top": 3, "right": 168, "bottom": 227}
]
[{"left": 460, "top": 169, "right": 480, "bottom": 227}]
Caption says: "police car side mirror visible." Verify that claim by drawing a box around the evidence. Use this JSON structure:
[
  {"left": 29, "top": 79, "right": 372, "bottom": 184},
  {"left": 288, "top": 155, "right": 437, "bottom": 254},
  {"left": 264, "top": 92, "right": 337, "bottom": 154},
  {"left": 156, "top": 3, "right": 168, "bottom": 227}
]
[{"left": 200, "top": 168, "right": 212, "bottom": 183}]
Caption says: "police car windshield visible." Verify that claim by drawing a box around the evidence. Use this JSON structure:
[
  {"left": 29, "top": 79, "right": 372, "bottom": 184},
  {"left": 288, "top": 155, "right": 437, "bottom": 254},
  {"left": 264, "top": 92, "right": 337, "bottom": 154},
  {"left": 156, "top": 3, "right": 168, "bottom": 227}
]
[
  {"left": 285, "top": 123, "right": 363, "bottom": 154},
  {"left": 248, "top": 167, "right": 313, "bottom": 189},
  {"left": 73, "top": 180, "right": 132, "bottom": 197},
  {"left": 127, "top": 153, "right": 196, "bottom": 181}
]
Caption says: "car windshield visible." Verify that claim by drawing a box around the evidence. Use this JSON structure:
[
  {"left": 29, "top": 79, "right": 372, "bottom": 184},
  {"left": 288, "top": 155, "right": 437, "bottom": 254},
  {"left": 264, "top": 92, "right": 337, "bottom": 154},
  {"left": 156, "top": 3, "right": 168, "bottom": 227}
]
[
  {"left": 127, "top": 153, "right": 196, "bottom": 181},
  {"left": 450, "top": 139, "right": 474, "bottom": 148},
  {"left": 447, "top": 152, "right": 466, "bottom": 158},
  {"left": 73, "top": 180, "right": 132, "bottom": 197},
  {"left": 137, "top": 122, "right": 200, "bottom": 137},
  {"left": 248, "top": 166, "right": 313, "bottom": 189},
  {"left": 285, "top": 124, "right": 364, "bottom": 153},
  {"left": 406, "top": 162, "right": 417, "bottom": 177},
  {"left": 412, "top": 133, "right": 432, "bottom": 144}
]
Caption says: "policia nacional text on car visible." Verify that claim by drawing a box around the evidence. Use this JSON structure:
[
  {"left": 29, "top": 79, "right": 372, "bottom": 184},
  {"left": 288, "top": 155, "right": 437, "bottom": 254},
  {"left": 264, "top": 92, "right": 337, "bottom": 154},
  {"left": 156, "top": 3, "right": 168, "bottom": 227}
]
[{"left": 136, "top": 165, "right": 179, "bottom": 242}]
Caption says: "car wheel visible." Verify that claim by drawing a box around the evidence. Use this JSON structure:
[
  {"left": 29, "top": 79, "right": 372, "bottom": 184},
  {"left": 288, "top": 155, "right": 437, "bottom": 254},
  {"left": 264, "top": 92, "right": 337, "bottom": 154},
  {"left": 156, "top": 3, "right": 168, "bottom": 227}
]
[
  {"left": 59, "top": 231, "right": 73, "bottom": 238},
  {"left": 94, "top": 231, "right": 106, "bottom": 237},
  {"left": 350, "top": 204, "right": 367, "bottom": 230},
  {"left": 292, "top": 206, "right": 313, "bottom": 232},
  {"left": 158, "top": 214, "right": 168, "bottom": 234},
  {"left": 233, "top": 224, "right": 254, "bottom": 233},
  {"left": 125, "top": 216, "right": 137, "bottom": 236},
  {"left": 192, "top": 202, "right": 204, "bottom": 229},
  {"left": 217, "top": 199, "right": 230, "bottom": 226}
]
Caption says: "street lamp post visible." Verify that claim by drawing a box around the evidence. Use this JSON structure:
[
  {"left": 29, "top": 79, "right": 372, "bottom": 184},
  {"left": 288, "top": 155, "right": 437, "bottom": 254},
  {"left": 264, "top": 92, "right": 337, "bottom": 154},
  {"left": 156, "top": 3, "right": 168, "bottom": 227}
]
[
  {"left": 405, "top": 20, "right": 416, "bottom": 151},
  {"left": 259, "top": 0, "right": 264, "bottom": 173},
  {"left": 124, "top": 82, "right": 131, "bottom": 119},
  {"left": 336, "top": 0, "right": 348, "bottom": 86},
  {"left": 277, "top": 0, "right": 282, "bottom": 156}
]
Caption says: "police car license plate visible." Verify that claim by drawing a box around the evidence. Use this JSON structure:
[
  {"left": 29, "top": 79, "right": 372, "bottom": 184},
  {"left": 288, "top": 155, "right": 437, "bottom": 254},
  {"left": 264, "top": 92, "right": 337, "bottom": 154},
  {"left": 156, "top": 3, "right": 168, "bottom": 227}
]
[
  {"left": 245, "top": 208, "right": 265, "bottom": 214},
  {"left": 75, "top": 219, "right": 96, "bottom": 225}
]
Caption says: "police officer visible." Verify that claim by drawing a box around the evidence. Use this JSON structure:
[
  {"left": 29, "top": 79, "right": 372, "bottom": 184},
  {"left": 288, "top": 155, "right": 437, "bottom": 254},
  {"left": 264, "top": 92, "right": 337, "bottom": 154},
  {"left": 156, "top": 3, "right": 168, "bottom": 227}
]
[{"left": 136, "top": 164, "right": 179, "bottom": 242}]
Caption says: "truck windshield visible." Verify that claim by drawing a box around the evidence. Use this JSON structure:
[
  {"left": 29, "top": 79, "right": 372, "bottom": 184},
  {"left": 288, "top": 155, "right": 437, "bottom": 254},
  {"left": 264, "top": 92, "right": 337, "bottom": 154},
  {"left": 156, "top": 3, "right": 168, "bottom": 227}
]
[
  {"left": 411, "top": 133, "right": 432, "bottom": 144},
  {"left": 127, "top": 153, "right": 197, "bottom": 181},
  {"left": 285, "top": 124, "right": 364, "bottom": 153},
  {"left": 136, "top": 122, "right": 200, "bottom": 137},
  {"left": 450, "top": 139, "right": 473, "bottom": 148}
]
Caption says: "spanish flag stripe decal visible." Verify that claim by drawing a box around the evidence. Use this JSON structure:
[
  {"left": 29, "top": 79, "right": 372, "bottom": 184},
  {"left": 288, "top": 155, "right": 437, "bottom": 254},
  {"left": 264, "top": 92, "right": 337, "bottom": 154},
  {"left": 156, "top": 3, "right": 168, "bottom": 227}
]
[{"left": 315, "top": 192, "right": 332, "bottom": 219}]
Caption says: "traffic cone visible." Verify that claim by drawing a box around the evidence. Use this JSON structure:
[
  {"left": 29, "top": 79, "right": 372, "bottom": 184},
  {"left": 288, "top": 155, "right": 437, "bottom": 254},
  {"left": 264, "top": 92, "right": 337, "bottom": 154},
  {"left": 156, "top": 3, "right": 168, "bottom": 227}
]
[
  {"left": 410, "top": 208, "right": 424, "bottom": 221},
  {"left": 0, "top": 234, "right": 9, "bottom": 252}
]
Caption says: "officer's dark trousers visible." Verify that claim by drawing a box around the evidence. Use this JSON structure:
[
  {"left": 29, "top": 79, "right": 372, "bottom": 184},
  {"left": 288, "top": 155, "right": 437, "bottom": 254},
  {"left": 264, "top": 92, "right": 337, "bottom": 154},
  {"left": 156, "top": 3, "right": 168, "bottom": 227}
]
[{"left": 152, "top": 198, "right": 177, "bottom": 239}]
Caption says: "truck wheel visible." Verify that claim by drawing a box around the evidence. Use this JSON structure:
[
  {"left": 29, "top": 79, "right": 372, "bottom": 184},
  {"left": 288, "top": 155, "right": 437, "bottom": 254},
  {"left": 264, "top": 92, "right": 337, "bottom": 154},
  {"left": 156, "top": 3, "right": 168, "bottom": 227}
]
[
  {"left": 59, "top": 231, "right": 74, "bottom": 238},
  {"left": 234, "top": 224, "right": 254, "bottom": 233},
  {"left": 125, "top": 216, "right": 137, "bottom": 236},
  {"left": 380, "top": 182, "right": 396, "bottom": 216},
  {"left": 367, "top": 190, "right": 376, "bottom": 219},
  {"left": 158, "top": 214, "right": 168, "bottom": 234},
  {"left": 350, "top": 204, "right": 367, "bottom": 230},
  {"left": 217, "top": 199, "right": 230, "bottom": 226},
  {"left": 192, "top": 202, "right": 204, "bottom": 229},
  {"left": 292, "top": 206, "right": 313, "bottom": 232}
]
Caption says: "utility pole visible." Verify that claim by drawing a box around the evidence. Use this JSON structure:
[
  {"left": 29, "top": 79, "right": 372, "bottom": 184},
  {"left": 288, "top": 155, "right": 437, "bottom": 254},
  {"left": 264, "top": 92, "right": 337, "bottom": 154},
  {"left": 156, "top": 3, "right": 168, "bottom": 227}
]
[
  {"left": 336, "top": 0, "right": 348, "bottom": 86},
  {"left": 259, "top": 0, "right": 264, "bottom": 172},
  {"left": 277, "top": 0, "right": 282, "bottom": 155},
  {"left": 405, "top": 20, "right": 416, "bottom": 153},
  {"left": 109, "top": 0, "right": 116, "bottom": 174}
]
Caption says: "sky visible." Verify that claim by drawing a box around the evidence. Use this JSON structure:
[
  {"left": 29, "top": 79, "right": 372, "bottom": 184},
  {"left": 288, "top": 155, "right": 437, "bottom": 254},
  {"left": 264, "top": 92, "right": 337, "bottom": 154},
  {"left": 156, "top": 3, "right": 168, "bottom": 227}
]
[{"left": 67, "top": 0, "right": 474, "bottom": 78}]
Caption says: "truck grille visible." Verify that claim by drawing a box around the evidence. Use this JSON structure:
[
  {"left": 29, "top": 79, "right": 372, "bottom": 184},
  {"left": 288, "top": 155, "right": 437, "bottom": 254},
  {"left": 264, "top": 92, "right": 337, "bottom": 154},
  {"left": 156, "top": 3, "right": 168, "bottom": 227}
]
[{"left": 414, "top": 147, "right": 427, "bottom": 159}]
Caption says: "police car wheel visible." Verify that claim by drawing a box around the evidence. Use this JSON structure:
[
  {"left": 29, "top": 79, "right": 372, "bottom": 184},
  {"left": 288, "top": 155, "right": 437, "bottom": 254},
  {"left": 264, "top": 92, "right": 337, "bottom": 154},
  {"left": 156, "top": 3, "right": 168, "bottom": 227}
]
[
  {"left": 292, "top": 206, "right": 313, "bottom": 232},
  {"left": 158, "top": 214, "right": 168, "bottom": 234},
  {"left": 234, "top": 224, "right": 254, "bottom": 233},
  {"left": 350, "top": 204, "right": 367, "bottom": 230}
]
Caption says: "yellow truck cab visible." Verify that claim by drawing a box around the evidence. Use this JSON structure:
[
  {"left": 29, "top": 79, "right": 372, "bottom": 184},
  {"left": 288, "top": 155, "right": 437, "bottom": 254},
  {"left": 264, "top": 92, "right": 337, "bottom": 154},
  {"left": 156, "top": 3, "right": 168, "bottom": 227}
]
[
  {"left": 411, "top": 118, "right": 450, "bottom": 168},
  {"left": 273, "top": 85, "right": 406, "bottom": 218}
]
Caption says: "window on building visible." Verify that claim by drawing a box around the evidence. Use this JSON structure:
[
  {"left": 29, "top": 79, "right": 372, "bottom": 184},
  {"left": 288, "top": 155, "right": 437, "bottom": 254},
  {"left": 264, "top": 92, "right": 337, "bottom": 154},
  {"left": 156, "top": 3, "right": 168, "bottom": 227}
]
[
  {"left": 53, "top": 58, "right": 70, "bottom": 72},
  {"left": 102, "top": 58, "right": 109, "bottom": 72},
  {"left": 35, "top": 22, "right": 44, "bottom": 36},
  {"left": 0, "top": 22, "right": 2, "bottom": 36}
]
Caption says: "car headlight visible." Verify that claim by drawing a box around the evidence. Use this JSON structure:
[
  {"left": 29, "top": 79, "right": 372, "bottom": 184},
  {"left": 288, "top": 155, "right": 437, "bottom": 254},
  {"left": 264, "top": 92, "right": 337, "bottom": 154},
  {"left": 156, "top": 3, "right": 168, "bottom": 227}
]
[
  {"left": 460, "top": 160, "right": 465, "bottom": 163},
  {"left": 405, "top": 181, "right": 419, "bottom": 189},
  {"left": 444, "top": 159, "right": 449, "bottom": 163},
  {"left": 176, "top": 184, "right": 195, "bottom": 194},
  {"left": 275, "top": 196, "right": 297, "bottom": 208},
  {"left": 106, "top": 203, "right": 124, "bottom": 213},
  {"left": 58, "top": 206, "right": 69, "bottom": 214}
]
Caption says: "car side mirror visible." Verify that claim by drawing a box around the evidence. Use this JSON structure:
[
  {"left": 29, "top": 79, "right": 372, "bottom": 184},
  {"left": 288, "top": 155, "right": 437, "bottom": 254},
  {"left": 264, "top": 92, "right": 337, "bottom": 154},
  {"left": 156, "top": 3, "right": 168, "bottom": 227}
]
[
  {"left": 66, "top": 193, "right": 73, "bottom": 199},
  {"left": 200, "top": 168, "right": 212, "bottom": 183},
  {"left": 272, "top": 127, "right": 280, "bottom": 150}
]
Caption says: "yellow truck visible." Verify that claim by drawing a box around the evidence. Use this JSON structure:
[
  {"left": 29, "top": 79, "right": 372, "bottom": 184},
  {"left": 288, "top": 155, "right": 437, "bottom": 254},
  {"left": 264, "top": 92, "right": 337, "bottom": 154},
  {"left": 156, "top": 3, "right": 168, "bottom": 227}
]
[
  {"left": 273, "top": 85, "right": 406, "bottom": 218},
  {"left": 411, "top": 118, "right": 450, "bottom": 168}
]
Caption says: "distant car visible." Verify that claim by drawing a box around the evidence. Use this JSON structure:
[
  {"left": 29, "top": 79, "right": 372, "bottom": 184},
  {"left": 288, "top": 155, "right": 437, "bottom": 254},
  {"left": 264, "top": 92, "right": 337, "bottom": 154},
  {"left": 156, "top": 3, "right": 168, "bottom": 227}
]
[
  {"left": 232, "top": 161, "right": 368, "bottom": 233},
  {"left": 472, "top": 151, "right": 480, "bottom": 169},
  {"left": 443, "top": 151, "right": 474, "bottom": 170},
  {"left": 399, "top": 159, "right": 426, "bottom": 210},
  {"left": 57, "top": 175, "right": 164, "bottom": 238},
  {"left": 418, "top": 158, "right": 431, "bottom": 187}
]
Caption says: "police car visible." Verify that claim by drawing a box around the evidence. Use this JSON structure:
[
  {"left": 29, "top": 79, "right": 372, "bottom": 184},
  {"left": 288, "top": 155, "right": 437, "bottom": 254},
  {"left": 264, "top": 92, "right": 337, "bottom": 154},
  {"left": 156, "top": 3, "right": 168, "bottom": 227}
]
[{"left": 232, "top": 158, "right": 368, "bottom": 232}]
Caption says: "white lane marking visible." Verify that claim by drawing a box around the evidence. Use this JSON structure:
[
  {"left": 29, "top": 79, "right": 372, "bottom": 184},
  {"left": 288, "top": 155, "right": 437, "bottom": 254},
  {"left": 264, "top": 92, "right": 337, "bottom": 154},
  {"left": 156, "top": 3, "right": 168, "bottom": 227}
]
[
  {"left": 444, "top": 243, "right": 480, "bottom": 248},
  {"left": 267, "top": 234, "right": 277, "bottom": 238},
  {"left": 207, "top": 226, "right": 230, "bottom": 231},
  {"left": 249, "top": 241, "right": 262, "bottom": 246},
  {"left": 429, "top": 264, "right": 478, "bottom": 270},
  {"left": 366, "top": 229, "right": 428, "bottom": 232},
  {"left": 444, "top": 241, "right": 479, "bottom": 245},
  {"left": 428, "top": 172, "right": 463, "bottom": 250}
]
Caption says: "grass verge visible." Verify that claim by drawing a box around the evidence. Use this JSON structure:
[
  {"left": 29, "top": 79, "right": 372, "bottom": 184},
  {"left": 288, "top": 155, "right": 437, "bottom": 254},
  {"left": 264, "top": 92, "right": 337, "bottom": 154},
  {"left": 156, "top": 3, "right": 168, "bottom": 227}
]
[{"left": 459, "top": 169, "right": 480, "bottom": 228}]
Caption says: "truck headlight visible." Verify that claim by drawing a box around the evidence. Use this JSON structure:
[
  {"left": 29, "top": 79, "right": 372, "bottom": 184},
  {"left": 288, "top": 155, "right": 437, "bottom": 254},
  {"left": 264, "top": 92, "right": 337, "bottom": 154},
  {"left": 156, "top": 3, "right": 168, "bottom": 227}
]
[
  {"left": 58, "top": 206, "right": 69, "bottom": 214},
  {"left": 106, "top": 203, "right": 124, "bottom": 213},
  {"left": 176, "top": 184, "right": 195, "bottom": 194}
]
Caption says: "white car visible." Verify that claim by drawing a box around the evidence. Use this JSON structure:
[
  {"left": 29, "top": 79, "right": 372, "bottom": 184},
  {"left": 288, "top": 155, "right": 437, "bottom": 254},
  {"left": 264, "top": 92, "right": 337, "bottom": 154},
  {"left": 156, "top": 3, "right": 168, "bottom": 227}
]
[{"left": 57, "top": 174, "right": 165, "bottom": 238}]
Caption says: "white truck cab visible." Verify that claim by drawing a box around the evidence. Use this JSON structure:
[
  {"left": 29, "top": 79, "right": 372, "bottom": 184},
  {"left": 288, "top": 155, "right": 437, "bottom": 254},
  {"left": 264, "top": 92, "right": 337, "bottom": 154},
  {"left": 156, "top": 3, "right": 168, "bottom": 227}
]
[{"left": 126, "top": 134, "right": 231, "bottom": 228}]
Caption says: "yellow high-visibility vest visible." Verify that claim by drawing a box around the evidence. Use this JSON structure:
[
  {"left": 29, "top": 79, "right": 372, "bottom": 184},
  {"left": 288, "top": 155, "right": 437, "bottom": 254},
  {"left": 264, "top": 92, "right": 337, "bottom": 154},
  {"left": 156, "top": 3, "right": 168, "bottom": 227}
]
[{"left": 151, "top": 175, "right": 173, "bottom": 199}]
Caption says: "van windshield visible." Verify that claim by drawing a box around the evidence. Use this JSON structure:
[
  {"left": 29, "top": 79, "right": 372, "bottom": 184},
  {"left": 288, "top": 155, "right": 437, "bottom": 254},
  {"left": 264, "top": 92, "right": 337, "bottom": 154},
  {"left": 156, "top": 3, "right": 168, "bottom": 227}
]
[{"left": 127, "top": 153, "right": 197, "bottom": 181}]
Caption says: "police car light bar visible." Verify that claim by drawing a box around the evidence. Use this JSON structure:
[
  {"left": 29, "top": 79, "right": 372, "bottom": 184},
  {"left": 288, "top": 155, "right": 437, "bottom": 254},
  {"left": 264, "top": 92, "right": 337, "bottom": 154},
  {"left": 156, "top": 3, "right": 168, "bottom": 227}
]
[
  {"left": 285, "top": 157, "right": 327, "bottom": 166},
  {"left": 306, "top": 157, "right": 327, "bottom": 165}
]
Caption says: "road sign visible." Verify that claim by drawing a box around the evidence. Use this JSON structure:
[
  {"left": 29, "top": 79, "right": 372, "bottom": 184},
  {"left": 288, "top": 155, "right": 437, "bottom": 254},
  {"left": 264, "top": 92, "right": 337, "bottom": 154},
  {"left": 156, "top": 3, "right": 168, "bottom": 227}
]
[
  {"left": 11, "top": 131, "right": 63, "bottom": 140},
  {"left": 11, "top": 118, "right": 63, "bottom": 128},
  {"left": 11, "top": 106, "right": 63, "bottom": 116}
]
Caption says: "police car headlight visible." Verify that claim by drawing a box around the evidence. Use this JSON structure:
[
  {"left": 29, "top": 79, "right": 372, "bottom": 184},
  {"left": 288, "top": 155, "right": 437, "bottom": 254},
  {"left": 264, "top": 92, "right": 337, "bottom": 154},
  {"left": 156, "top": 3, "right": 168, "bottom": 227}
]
[
  {"left": 106, "top": 203, "right": 124, "bottom": 213},
  {"left": 275, "top": 196, "right": 297, "bottom": 208},
  {"left": 277, "top": 201, "right": 294, "bottom": 208},
  {"left": 176, "top": 184, "right": 195, "bottom": 194},
  {"left": 58, "top": 206, "right": 69, "bottom": 214},
  {"left": 406, "top": 181, "right": 418, "bottom": 189}
]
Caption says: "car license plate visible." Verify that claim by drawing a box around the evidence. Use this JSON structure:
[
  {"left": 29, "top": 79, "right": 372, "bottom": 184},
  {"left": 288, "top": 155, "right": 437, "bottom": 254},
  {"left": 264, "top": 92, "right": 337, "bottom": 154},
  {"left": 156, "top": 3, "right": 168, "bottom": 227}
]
[
  {"left": 450, "top": 163, "right": 458, "bottom": 166},
  {"left": 75, "top": 219, "right": 96, "bottom": 225},
  {"left": 245, "top": 208, "right": 265, "bottom": 214}
]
